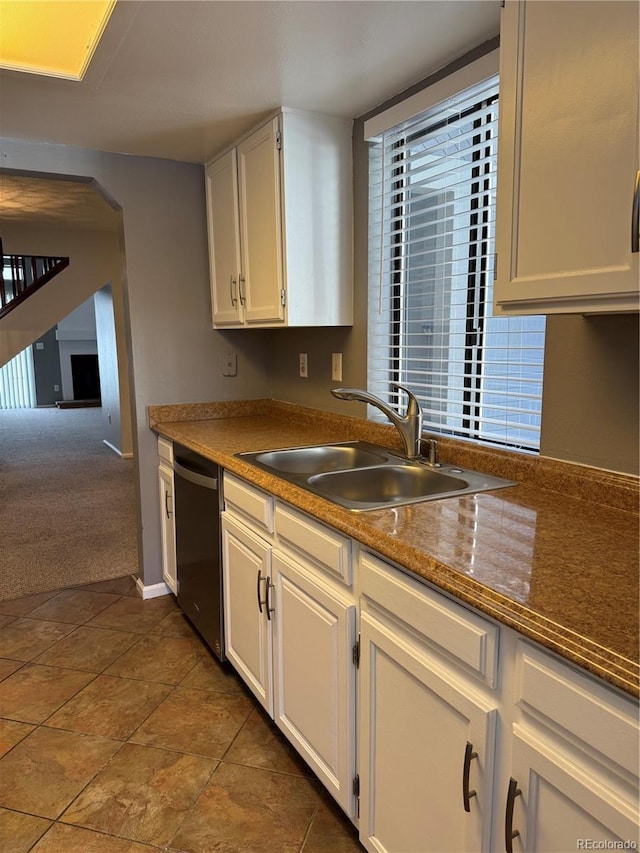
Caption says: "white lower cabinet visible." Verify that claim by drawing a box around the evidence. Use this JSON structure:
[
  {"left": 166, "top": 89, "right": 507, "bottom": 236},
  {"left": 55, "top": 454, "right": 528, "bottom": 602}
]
[
  {"left": 272, "top": 550, "right": 357, "bottom": 813},
  {"left": 221, "top": 512, "right": 273, "bottom": 713},
  {"left": 157, "top": 439, "right": 177, "bottom": 595},
  {"left": 358, "top": 556, "right": 498, "bottom": 852},
  {"left": 358, "top": 552, "right": 640, "bottom": 853},
  {"left": 221, "top": 473, "right": 358, "bottom": 817},
  {"left": 507, "top": 725, "right": 639, "bottom": 853},
  {"left": 503, "top": 639, "right": 640, "bottom": 853}
]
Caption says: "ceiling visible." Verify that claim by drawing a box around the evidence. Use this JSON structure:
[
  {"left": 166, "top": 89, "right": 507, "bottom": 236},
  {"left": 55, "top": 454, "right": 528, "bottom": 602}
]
[
  {"left": 0, "top": 0, "right": 500, "bottom": 165},
  {"left": 0, "top": 175, "right": 122, "bottom": 231}
]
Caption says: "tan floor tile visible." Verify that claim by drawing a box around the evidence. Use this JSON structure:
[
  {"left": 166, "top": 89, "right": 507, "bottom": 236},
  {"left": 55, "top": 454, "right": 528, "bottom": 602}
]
[
  {"left": 0, "top": 658, "right": 23, "bottom": 681},
  {"left": 32, "top": 823, "right": 158, "bottom": 852},
  {"left": 61, "top": 742, "right": 216, "bottom": 847},
  {"left": 302, "top": 793, "right": 363, "bottom": 852},
  {"left": 0, "top": 618, "right": 75, "bottom": 661},
  {"left": 0, "top": 719, "right": 34, "bottom": 758},
  {"left": 105, "top": 635, "right": 204, "bottom": 685},
  {"left": 47, "top": 674, "right": 172, "bottom": 739},
  {"left": 35, "top": 625, "right": 139, "bottom": 673},
  {"left": 0, "top": 590, "right": 58, "bottom": 617},
  {"left": 87, "top": 596, "right": 176, "bottom": 634},
  {"left": 180, "top": 655, "right": 247, "bottom": 695},
  {"left": 130, "top": 686, "right": 253, "bottom": 758},
  {"left": 75, "top": 576, "right": 139, "bottom": 598},
  {"left": 225, "top": 706, "right": 314, "bottom": 777},
  {"left": 0, "top": 727, "right": 120, "bottom": 818},
  {"left": 172, "top": 762, "right": 321, "bottom": 853},
  {"left": 0, "top": 615, "right": 15, "bottom": 630},
  {"left": 150, "top": 609, "right": 201, "bottom": 640},
  {"left": 0, "top": 807, "right": 51, "bottom": 853},
  {"left": 27, "top": 589, "right": 121, "bottom": 625},
  {"left": 0, "top": 664, "right": 94, "bottom": 723}
]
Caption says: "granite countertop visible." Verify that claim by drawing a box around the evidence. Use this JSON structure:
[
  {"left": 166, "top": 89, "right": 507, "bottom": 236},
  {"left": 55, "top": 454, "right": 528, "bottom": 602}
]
[{"left": 149, "top": 399, "right": 640, "bottom": 698}]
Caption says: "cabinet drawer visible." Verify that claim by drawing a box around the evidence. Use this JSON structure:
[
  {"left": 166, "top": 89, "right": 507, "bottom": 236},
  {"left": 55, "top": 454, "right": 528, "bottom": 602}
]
[
  {"left": 515, "top": 641, "right": 640, "bottom": 780},
  {"left": 361, "top": 552, "right": 498, "bottom": 687},
  {"left": 275, "top": 503, "right": 352, "bottom": 586},
  {"left": 223, "top": 472, "right": 274, "bottom": 534},
  {"left": 157, "top": 437, "right": 173, "bottom": 464}
]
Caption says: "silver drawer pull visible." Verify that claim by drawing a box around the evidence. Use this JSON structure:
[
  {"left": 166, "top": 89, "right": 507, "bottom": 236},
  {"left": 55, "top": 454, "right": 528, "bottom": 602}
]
[
  {"left": 462, "top": 741, "right": 478, "bottom": 812},
  {"left": 632, "top": 170, "right": 640, "bottom": 253}
]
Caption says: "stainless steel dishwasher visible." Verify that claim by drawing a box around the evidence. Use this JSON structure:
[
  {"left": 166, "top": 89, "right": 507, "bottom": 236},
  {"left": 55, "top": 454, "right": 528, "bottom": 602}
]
[{"left": 172, "top": 444, "right": 225, "bottom": 660}]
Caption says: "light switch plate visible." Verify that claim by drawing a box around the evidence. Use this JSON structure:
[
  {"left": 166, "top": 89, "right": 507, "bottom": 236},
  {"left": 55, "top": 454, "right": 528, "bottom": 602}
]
[{"left": 299, "top": 353, "right": 308, "bottom": 378}]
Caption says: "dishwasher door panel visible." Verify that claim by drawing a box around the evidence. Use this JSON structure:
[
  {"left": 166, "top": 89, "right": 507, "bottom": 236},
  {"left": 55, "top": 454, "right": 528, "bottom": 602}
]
[{"left": 173, "top": 446, "right": 225, "bottom": 660}]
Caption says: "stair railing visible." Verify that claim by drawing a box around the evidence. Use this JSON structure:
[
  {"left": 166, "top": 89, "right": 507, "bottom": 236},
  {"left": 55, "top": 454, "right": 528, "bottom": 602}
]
[{"left": 1, "top": 254, "right": 70, "bottom": 320}]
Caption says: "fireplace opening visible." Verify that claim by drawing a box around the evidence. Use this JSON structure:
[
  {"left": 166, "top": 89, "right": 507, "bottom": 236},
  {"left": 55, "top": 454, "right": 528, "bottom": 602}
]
[{"left": 70, "top": 353, "right": 101, "bottom": 403}]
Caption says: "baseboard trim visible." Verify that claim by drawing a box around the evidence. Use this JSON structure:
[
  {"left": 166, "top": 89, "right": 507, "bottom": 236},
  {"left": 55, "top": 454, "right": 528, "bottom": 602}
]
[
  {"left": 136, "top": 578, "right": 172, "bottom": 600},
  {"left": 103, "top": 439, "right": 133, "bottom": 460}
]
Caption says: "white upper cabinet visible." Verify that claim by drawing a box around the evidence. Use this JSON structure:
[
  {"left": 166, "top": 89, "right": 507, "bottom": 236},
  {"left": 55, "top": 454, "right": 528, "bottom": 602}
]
[
  {"left": 205, "top": 108, "right": 353, "bottom": 328},
  {"left": 206, "top": 149, "right": 243, "bottom": 325},
  {"left": 237, "top": 119, "right": 285, "bottom": 325},
  {"left": 494, "top": 0, "right": 640, "bottom": 315}
]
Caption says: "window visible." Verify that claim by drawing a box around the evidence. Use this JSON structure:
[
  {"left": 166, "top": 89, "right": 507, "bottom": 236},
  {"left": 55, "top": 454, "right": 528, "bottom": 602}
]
[{"left": 367, "top": 64, "right": 545, "bottom": 451}]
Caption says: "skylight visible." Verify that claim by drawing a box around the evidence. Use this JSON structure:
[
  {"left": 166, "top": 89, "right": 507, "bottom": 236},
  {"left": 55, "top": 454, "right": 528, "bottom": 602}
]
[{"left": 0, "top": 0, "right": 116, "bottom": 81}]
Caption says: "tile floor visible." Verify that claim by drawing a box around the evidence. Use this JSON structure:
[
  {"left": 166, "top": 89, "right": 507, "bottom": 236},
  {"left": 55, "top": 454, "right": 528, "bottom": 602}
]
[{"left": 0, "top": 576, "right": 363, "bottom": 852}]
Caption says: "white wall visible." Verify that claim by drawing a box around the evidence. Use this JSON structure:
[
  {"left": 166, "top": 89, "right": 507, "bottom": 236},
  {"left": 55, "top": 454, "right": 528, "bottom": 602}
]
[
  {"left": 94, "top": 284, "right": 131, "bottom": 455},
  {"left": 0, "top": 137, "right": 272, "bottom": 587},
  {"left": 56, "top": 296, "right": 98, "bottom": 401}
]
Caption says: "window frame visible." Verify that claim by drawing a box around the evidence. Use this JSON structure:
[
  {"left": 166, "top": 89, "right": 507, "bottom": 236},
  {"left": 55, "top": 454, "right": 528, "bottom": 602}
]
[{"left": 365, "top": 51, "right": 546, "bottom": 453}]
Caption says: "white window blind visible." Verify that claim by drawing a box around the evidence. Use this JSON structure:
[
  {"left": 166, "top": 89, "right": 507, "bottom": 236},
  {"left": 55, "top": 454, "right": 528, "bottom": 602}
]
[
  {"left": 0, "top": 346, "right": 36, "bottom": 409},
  {"left": 368, "top": 73, "right": 545, "bottom": 451}
]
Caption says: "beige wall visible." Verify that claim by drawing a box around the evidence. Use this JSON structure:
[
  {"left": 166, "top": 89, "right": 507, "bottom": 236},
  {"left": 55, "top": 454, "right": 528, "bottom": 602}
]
[
  {"left": 0, "top": 225, "right": 119, "bottom": 364},
  {"left": 1, "top": 222, "right": 133, "bottom": 456},
  {"left": 0, "top": 140, "right": 271, "bottom": 587},
  {"left": 541, "top": 314, "right": 639, "bottom": 474}
]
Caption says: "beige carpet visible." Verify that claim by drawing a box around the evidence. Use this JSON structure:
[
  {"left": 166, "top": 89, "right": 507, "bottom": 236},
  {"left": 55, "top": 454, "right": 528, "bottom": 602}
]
[{"left": 0, "top": 407, "right": 138, "bottom": 600}]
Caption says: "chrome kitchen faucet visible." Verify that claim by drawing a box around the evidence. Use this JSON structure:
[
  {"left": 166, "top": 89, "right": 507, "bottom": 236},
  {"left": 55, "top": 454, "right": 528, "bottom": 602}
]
[{"left": 331, "top": 384, "right": 423, "bottom": 459}]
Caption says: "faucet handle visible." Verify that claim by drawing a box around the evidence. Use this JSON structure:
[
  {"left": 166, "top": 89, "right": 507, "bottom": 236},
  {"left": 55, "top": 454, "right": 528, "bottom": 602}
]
[{"left": 391, "top": 384, "right": 422, "bottom": 417}]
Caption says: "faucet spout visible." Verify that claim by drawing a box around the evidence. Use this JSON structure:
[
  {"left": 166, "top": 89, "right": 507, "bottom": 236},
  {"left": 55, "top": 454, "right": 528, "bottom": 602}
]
[{"left": 331, "top": 384, "right": 423, "bottom": 459}]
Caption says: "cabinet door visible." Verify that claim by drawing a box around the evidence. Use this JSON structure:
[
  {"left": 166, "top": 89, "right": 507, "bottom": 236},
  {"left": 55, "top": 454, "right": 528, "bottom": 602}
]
[
  {"left": 221, "top": 513, "right": 273, "bottom": 714},
  {"left": 237, "top": 118, "right": 285, "bottom": 325},
  {"left": 205, "top": 150, "right": 243, "bottom": 326},
  {"left": 494, "top": 0, "right": 639, "bottom": 314},
  {"left": 507, "top": 725, "right": 640, "bottom": 852},
  {"left": 359, "top": 608, "right": 497, "bottom": 853},
  {"left": 271, "top": 551, "right": 357, "bottom": 816},
  {"left": 158, "top": 463, "right": 177, "bottom": 595}
]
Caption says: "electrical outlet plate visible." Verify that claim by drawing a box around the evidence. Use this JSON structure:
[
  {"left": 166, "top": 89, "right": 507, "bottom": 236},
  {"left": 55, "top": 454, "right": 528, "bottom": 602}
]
[
  {"left": 331, "top": 352, "right": 342, "bottom": 382},
  {"left": 299, "top": 353, "right": 308, "bottom": 378},
  {"left": 221, "top": 352, "right": 237, "bottom": 377}
]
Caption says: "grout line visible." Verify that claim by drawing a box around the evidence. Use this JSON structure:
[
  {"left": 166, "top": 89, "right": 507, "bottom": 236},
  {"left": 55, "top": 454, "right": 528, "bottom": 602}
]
[{"left": 1, "top": 582, "right": 363, "bottom": 851}]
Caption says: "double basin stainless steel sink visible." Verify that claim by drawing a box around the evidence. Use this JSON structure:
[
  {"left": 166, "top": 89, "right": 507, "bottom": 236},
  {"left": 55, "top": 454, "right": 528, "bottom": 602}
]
[{"left": 237, "top": 441, "right": 516, "bottom": 511}]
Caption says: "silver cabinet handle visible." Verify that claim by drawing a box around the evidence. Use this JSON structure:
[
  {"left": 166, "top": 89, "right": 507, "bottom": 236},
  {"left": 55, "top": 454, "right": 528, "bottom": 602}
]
[
  {"left": 462, "top": 741, "right": 478, "bottom": 812},
  {"left": 164, "top": 489, "right": 172, "bottom": 519},
  {"left": 230, "top": 275, "right": 238, "bottom": 306},
  {"left": 265, "top": 579, "right": 275, "bottom": 620},
  {"left": 239, "top": 275, "right": 246, "bottom": 305},
  {"left": 632, "top": 170, "right": 640, "bottom": 253},
  {"left": 256, "top": 570, "right": 267, "bottom": 613},
  {"left": 505, "top": 777, "right": 522, "bottom": 853}
]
